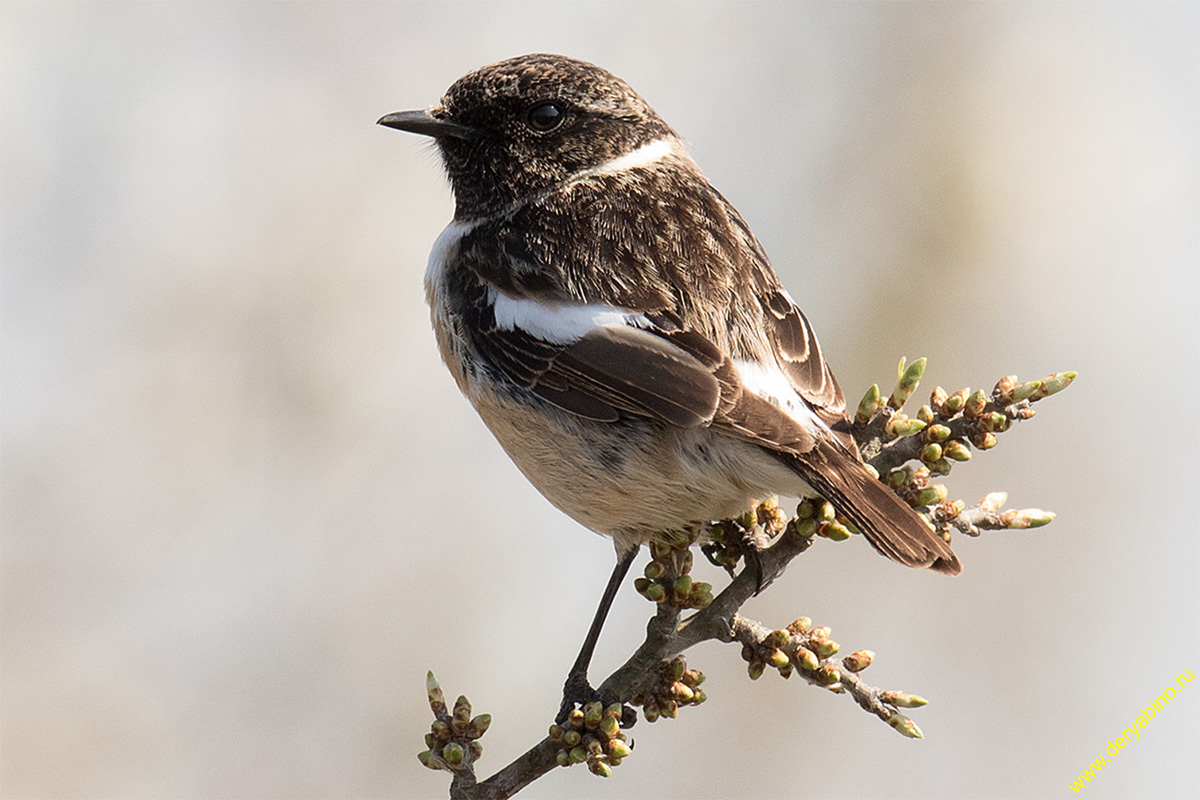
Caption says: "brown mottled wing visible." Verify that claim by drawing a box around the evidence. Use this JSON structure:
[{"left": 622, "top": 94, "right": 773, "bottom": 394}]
[
  {"left": 759, "top": 288, "right": 848, "bottom": 431},
  {"left": 537, "top": 325, "right": 722, "bottom": 428}
]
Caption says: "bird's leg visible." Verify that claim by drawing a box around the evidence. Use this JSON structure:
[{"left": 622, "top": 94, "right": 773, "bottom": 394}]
[{"left": 556, "top": 546, "right": 638, "bottom": 724}]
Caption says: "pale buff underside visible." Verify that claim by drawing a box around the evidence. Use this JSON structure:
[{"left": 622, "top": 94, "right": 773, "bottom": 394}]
[{"left": 469, "top": 387, "right": 811, "bottom": 555}]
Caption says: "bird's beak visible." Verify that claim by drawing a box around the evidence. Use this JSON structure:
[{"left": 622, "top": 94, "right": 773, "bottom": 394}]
[{"left": 376, "top": 108, "right": 476, "bottom": 140}]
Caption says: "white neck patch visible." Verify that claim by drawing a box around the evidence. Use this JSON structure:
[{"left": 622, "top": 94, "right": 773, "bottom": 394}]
[{"left": 577, "top": 138, "right": 678, "bottom": 181}]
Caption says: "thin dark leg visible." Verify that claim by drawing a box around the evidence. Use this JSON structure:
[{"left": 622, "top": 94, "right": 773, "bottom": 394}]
[{"left": 556, "top": 546, "right": 638, "bottom": 723}]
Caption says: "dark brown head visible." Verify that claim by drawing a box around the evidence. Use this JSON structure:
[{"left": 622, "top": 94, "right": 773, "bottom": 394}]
[{"left": 379, "top": 54, "right": 677, "bottom": 219}]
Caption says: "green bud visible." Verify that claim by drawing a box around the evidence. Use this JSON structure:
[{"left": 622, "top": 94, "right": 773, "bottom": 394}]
[
  {"left": 688, "top": 582, "right": 713, "bottom": 608},
  {"left": 855, "top": 383, "right": 883, "bottom": 425},
  {"left": 548, "top": 724, "right": 563, "bottom": 741},
  {"left": 886, "top": 465, "right": 914, "bottom": 489},
  {"left": 981, "top": 491, "right": 1008, "bottom": 511},
  {"left": 794, "top": 647, "right": 819, "bottom": 672},
  {"left": 787, "top": 616, "right": 813, "bottom": 633},
  {"left": 671, "top": 681, "right": 695, "bottom": 702},
  {"left": 925, "top": 423, "right": 951, "bottom": 443},
  {"left": 468, "top": 741, "right": 482, "bottom": 761},
  {"left": 929, "top": 386, "right": 948, "bottom": 411},
  {"left": 424, "top": 732, "right": 436, "bottom": 748},
  {"left": 417, "top": 749, "right": 435, "bottom": 769},
  {"left": 916, "top": 404, "right": 935, "bottom": 424},
  {"left": 920, "top": 443, "right": 943, "bottom": 464},
  {"left": 943, "top": 440, "right": 971, "bottom": 461},
  {"left": 793, "top": 517, "right": 817, "bottom": 538},
  {"left": 816, "top": 665, "right": 840, "bottom": 685},
  {"left": 1032, "top": 371, "right": 1077, "bottom": 399},
  {"left": 426, "top": 671, "right": 447, "bottom": 717},
  {"left": 468, "top": 714, "right": 491, "bottom": 738},
  {"left": 963, "top": 389, "right": 988, "bottom": 419},
  {"left": 824, "top": 521, "right": 851, "bottom": 541},
  {"left": 883, "top": 691, "right": 929, "bottom": 708},
  {"left": 556, "top": 749, "right": 571, "bottom": 767},
  {"left": 693, "top": 689, "right": 707, "bottom": 704},
  {"left": 643, "top": 703, "right": 660, "bottom": 723},
  {"left": 661, "top": 699, "right": 678, "bottom": 718},
  {"left": 646, "top": 583, "right": 666, "bottom": 603},
  {"left": 769, "top": 649, "right": 791, "bottom": 670},
  {"left": 672, "top": 575, "right": 693, "bottom": 600},
  {"left": 1011, "top": 508, "right": 1056, "bottom": 528},
  {"left": 684, "top": 669, "right": 705, "bottom": 686},
  {"left": 431, "top": 720, "right": 450, "bottom": 739},
  {"left": 971, "top": 430, "right": 998, "bottom": 450},
  {"left": 569, "top": 746, "right": 588, "bottom": 764},
  {"left": 453, "top": 695, "right": 471, "bottom": 720},
  {"left": 929, "top": 458, "right": 952, "bottom": 476},
  {"left": 885, "top": 415, "right": 927, "bottom": 439},
  {"left": 796, "top": 499, "right": 816, "bottom": 519},
  {"left": 941, "top": 389, "right": 968, "bottom": 417},
  {"left": 442, "top": 741, "right": 464, "bottom": 767},
  {"left": 842, "top": 650, "right": 875, "bottom": 672},
  {"left": 605, "top": 702, "right": 624, "bottom": 719},
  {"left": 764, "top": 629, "right": 789, "bottom": 649},
  {"left": 813, "top": 637, "right": 840, "bottom": 658},
  {"left": 633, "top": 576, "right": 650, "bottom": 595},
  {"left": 748, "top": 661, "right": 766, "bottom": 680},
  {"left": 1008, "top": 379, "right": 1043, "bottom": 403},
  {"left": 643, "top": 560, "right": 665, "bottom": 580},
  {"left": 562, "top": 729, "right": 581, "bottom": 747},
  {"left": 600, "top": 715, "right": 620, "bottom": 739},
  {"left": 889, "top": 356, "right": 926, "bottom": 410},
  {"left": 889, "top": 715, "right": 924, "bottom": 739},
  {"left": 979, "top": 411, "right": 1009, "bottom": 432},
  {"left": 589, "top": 760, "right": 613, "bottom": 778},
  {"left": 911, "top": 484, "right": 948, "bottom": 507},
  {"left": 608, "top": 739, "right": 632, "bottom": 759},
  {"left": 567, "top": 708, "right": 585, "bottom": 729}
]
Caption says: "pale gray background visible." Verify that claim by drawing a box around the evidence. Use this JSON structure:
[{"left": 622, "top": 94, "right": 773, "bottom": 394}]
[{"left": 3, "top": 2, "right": 1197, "bottom": 798}]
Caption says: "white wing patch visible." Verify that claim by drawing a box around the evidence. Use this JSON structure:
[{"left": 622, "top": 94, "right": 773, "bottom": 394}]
[
  {"left": 488, "top": 288, "right": 651, "bottom": 344},
  {"left": 733, "top": 358, "right": 822, "bottom": 431}
]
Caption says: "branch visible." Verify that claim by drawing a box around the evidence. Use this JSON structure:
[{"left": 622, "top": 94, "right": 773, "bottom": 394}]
[{"left": 415, "top": 360, "right": 1076, "bottom": 797}]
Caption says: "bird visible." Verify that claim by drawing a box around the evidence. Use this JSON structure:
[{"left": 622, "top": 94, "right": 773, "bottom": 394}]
[{"left": 378, "top": 53, "right": 960, "bottom": 720}]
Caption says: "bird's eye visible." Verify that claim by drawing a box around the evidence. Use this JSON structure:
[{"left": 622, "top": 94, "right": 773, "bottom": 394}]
[{"left": 526, "top": 101, "right": 564, "bottom": 132}]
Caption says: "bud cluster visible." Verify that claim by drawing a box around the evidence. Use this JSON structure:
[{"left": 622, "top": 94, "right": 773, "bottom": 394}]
[
  {"left": 790, "top": 498, "right": 856, "bottom": 542},
  {"left": 630, "top": 655, "right": 708, "bottom": 723},
  {"left": 851, "top": 360, "right": 1073, "bottom": 544},
  {"left": 548, "top": 701, "right": 633, "bottom": 777},
  {"left": 417, "top": 672, "right": 491, "bottom": 772},
  {"left": 635, "top": 538, "right": 714, "bottom": 609},
  {"left": 738, "top": 616, "right": 843, "bottom": 687}
]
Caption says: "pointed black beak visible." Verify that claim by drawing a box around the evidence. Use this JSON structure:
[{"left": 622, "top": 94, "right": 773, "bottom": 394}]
[{"left": 376, "top": 108, "right": 476, "bottom": 140}]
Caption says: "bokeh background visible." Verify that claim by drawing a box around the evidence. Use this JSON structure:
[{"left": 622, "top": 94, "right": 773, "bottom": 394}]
[{"left": 3, "top": 2, "right": 1197, "bottom": 798}]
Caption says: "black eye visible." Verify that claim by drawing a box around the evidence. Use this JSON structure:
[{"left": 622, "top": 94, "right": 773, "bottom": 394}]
[{"left": 526, "top": 101, "right": 564, "bottom": 132}]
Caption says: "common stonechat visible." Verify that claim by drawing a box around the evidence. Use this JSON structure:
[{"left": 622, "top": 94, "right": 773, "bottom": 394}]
[{"left": 379, "top": 53, "right": 959, "bottom": 716}]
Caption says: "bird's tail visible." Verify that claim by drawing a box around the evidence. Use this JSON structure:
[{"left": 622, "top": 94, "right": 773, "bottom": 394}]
[{"left": 785, "top": 438, "right": 961, "bottom": 575}]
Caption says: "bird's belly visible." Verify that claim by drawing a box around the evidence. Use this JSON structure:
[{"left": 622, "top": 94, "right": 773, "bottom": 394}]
[{"left": 469, "top": 386, "right": 810, "bottom": 551}]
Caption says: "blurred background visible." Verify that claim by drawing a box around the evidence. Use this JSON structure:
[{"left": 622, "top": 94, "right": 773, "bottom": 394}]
[{"left": 2, "top": 2, "right": 1197, "bottom": 798}]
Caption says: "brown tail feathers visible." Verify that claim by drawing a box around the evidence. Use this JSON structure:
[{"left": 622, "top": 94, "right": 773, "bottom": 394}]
[{"left": 787, "top": 438, "right": 961, "bottom": 575}]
